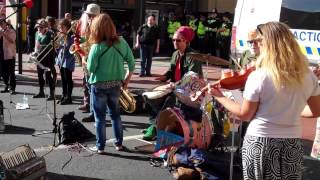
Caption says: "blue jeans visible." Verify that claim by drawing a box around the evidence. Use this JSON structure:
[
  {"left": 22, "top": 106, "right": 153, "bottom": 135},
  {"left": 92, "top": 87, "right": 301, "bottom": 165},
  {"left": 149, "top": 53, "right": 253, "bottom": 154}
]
[
  {"left": 140, "top": 44, "right": 154, "bottom": 75},
  {"left": 89, "top": 84, "right": 109, "bottom": 116},
  {"left": 91, "top": 85, "right": 123, "bottom": 150}
]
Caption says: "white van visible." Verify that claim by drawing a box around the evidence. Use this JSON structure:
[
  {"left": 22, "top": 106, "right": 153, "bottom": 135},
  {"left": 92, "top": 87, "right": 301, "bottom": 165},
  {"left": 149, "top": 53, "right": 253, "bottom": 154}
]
[{"left": 231, "top": 0, "right": 320, "bottom": 65}]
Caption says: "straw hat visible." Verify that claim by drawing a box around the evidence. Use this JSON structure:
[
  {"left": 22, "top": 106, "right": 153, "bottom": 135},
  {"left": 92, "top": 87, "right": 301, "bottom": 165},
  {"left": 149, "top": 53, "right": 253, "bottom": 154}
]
[
  {"left": 35, "top": 19, "right": 48, "bottom": 29},
  {"left": 84, "top": 3, "right": 100, "bottom": 15}
]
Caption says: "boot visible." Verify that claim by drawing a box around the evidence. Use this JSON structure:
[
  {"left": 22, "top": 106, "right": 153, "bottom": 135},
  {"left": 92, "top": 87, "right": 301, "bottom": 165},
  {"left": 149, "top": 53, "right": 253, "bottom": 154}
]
[
  {"left": 0, "top": 86, "right": 9, "bottom": 93},
  {"left": 141, "top": 124, "right": 154, "bottom": 134},
  {"left": 33, "top": 91, "right": 45, "bottom": 98},
  {"left": 0, "top": 117, "right": 5, "bottom": 132},
  {"left": 142, "top": 125, "right": 157, "bottom": 141},
  {"left": 57, "top": 96, "right": 65, "bottom": 104},
  {"left": 60, "top": 97, "right": 72, "bottom": 105},
  {"left": 47, "top": 90, "right": 55, "bottom": 101}
]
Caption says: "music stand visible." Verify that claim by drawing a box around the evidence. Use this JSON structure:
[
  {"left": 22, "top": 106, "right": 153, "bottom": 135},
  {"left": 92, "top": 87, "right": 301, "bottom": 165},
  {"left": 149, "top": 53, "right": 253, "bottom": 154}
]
[{"left": 30, "top": 58, "right": 59, "bottom": 147}]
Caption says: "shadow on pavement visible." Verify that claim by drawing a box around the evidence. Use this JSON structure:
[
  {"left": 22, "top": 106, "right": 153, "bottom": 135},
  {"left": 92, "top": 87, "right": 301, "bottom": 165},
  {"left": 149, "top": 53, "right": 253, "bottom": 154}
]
[
  {"left": 105, "top": 120, "right": 150, "bottom": 131},
  {"left": 0, "top": 125, "right": 35, "bottom": 135},
  {"left": 46, "top": 172, "right": 104, "bottom": 180}
]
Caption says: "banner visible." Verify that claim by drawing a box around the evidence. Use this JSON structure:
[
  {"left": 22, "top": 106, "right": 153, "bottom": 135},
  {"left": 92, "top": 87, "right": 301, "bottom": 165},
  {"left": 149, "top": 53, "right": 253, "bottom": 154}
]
[{"left": 155, "top": 130, "right": 184, "bottom": 151}]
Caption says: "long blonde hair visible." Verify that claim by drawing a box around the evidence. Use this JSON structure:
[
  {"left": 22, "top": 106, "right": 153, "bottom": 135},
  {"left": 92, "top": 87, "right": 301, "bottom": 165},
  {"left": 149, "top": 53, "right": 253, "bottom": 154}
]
[
  {"left": 256, "top": 21, "right": 309, "bottom": 91},
  {"left": 88, "top": 13, "right": 119, "bottom": 46}
]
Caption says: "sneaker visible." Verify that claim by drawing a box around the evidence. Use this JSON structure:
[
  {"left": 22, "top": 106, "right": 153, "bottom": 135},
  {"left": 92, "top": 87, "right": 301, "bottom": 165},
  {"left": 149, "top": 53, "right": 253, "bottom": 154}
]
[
  {"left": 142, "top": 125, "right": 157, "bottom": 141},
  {"left": 33, "top": 93, "right": 45, "bottom": 98},
  {"left": 82, "top": 114, "right": 95, "bottom": 122},
  {"left": 115, "top": 145, "right": 124, "bottom": 151},
  {"left": 89, "top": 146, "right": 104, "bottom": 154}
]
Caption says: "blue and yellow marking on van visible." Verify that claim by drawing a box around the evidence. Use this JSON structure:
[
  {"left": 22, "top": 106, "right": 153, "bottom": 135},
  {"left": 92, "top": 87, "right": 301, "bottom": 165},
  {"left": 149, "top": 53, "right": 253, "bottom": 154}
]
[{"left": 237, "top": 39, "right": 320, "bottom": 57}]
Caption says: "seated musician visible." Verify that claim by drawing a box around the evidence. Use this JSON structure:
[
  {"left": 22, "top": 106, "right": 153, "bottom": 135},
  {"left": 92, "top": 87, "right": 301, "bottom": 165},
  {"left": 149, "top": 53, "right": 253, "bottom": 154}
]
[
  {"left": 236, "top": 29, "right": 261, "bottom": 141},
  {"left": 238, "top": 29, "right": 260, "bottom": 69},
  {"left": 142, "top": 26, "right": 203, "bottom": 141}
]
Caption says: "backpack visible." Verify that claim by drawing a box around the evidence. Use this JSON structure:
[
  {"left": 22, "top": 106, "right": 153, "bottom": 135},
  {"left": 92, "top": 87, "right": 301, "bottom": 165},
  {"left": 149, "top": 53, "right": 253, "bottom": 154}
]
[{"left": 58, "top": 111, "right": 95, "bottom": 144}]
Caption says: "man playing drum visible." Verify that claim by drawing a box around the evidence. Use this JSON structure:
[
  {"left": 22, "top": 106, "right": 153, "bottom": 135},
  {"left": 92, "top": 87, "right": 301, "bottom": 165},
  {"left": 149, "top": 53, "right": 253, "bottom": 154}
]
[{"left": 142, "top": 26, "right": 203, "bottom": 140}]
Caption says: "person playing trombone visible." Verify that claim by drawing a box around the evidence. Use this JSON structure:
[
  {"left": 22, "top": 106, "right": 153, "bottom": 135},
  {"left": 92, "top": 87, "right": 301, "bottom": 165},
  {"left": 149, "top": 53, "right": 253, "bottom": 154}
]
[
  {"left": 33, "top": 19, "right": 57, "bottom": 100},
  {"left": 55, "top": 19, "right": 75, "bottom": 105}
]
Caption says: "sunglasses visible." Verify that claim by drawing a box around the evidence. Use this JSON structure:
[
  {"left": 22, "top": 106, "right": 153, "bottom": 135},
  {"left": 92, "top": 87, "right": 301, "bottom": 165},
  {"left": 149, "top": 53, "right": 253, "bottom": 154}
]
[
  {"left": 172, "top": 38, "right": 183, "bottom": 42},
  {"left": 247, "top": 38, "right": 262, "bottom": 45},
  {"left": 257, "top": 24, "right": 264, "bottom": 35},
  {"left": 88, "top": 14, "right": 95, "bottom": 18}
]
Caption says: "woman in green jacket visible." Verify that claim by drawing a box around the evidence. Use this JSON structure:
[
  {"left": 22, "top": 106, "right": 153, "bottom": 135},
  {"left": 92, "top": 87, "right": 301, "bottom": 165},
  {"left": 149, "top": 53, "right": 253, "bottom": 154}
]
[{"left": 87, "top": 13, "right": 135, "bottom": 153}]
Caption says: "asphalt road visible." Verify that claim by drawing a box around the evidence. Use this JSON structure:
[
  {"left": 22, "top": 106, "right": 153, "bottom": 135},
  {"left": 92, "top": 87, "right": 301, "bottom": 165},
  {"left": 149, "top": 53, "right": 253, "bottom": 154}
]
[{"left": 0, "top": 57, "right": 320, "bottom": 180}]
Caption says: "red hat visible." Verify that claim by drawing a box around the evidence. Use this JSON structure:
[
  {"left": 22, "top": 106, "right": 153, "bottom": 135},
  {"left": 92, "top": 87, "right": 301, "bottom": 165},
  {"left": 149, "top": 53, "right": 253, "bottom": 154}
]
[{"left": 175, "top": 26, "right": 194, "bottom": 42}]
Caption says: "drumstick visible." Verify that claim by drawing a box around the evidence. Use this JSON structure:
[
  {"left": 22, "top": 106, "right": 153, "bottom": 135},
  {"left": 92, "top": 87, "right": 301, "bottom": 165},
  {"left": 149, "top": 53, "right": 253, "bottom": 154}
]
[{"left": 230, "top": 56, "right": 242, "bottom": 69}]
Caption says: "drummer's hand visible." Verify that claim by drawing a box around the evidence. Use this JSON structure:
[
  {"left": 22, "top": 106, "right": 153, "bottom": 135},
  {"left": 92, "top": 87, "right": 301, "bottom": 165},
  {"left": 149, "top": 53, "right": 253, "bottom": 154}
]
[
  {"left": 155, "top": 75, "right": 167, "bottom": 82},
  {"left": 208, "top": 83, "right": 224, "bottom": 98},
  {"left": 169, "top": 82, "right": 175, "bottom": 89}
]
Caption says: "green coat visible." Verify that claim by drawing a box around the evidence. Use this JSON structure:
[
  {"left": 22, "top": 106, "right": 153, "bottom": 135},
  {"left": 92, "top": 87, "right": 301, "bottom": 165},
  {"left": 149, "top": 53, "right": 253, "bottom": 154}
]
[
  {"left": 164, "top": 48, "right": 203, "bottom": 82},
  {"left": 238, "top": 50, "right": 257, "bottom": 69},
  {"left": 87, "top": 37, "right": 135, "bottom": 84}
]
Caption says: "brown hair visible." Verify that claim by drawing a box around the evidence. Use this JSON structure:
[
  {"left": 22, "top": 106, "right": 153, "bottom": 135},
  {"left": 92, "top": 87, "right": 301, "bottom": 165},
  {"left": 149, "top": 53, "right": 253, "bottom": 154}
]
[
  {"left": 88, "top": 13, "right": 119, "bottom": 46},
  {"left": 59, "top": 18, "right": 71, "bottom": 29}
]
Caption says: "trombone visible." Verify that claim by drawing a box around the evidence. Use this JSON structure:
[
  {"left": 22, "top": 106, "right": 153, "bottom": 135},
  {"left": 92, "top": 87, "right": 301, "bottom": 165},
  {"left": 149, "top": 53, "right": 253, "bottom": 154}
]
[{"left": 32, "top": 21, "right": 77, "bottom": 63}]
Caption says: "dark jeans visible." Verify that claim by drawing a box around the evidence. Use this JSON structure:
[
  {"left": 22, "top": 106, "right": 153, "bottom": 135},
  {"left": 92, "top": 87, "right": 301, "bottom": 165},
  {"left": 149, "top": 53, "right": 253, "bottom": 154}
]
[
  {"left": 26, "top": 35, "right": 35, "bottom": 53},
  {"left": 37, "top": 65, "right": 56, "bottom": 96},
  {"left": 140, "top": 44, "right": 154, "bottom": 75},
  {"left": 1, "top": 59, "right": 16, "bottom": 91},
  {"left": 218, "top": 37, "right": 231, "bottom": 60},
  {"left": 206, "top": 32, "right": 217, "bottom": 56},
  {"left": 60, "top": 67, "right": 73, "bottom": 98}
]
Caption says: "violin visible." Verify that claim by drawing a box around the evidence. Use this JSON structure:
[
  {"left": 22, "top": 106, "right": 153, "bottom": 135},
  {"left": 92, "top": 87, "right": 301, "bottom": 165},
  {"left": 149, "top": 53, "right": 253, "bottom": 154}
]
[{"left": 191, "top": 66, "right": 255, "bottom": 101}]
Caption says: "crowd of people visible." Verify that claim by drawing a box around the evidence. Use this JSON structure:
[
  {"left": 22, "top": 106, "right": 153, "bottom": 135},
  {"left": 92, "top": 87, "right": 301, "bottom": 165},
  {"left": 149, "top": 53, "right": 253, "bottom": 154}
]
[{"left": 0, "top": 3, "right": 320, "bottom": 179}]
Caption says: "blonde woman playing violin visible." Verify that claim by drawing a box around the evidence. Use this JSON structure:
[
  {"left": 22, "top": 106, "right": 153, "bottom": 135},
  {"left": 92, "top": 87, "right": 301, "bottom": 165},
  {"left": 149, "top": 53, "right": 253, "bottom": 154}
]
[{"left": 209, "top": 22, "right": 320, "bottom": 180}]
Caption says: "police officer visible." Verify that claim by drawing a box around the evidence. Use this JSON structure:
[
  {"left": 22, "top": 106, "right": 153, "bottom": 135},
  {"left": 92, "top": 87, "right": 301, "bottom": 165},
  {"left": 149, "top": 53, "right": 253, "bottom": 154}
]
[
  {"left": 167, "top": 14, "right": 181, "bottom": 54},
  {"left": 206, "top": 12, "right": 220, "bottom": 55},
  {"left": 187, "top": 13, "right": 198, "bottom": 49},
  {"left": 217, "top": 12, "right": 232, "bottom": 61},
  {"left": 196, "top": 15, "right": 207, "bottom": 53}
]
